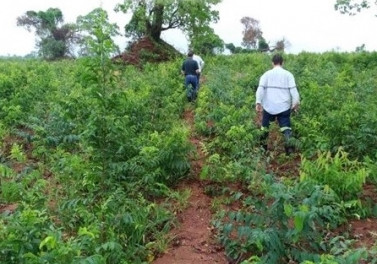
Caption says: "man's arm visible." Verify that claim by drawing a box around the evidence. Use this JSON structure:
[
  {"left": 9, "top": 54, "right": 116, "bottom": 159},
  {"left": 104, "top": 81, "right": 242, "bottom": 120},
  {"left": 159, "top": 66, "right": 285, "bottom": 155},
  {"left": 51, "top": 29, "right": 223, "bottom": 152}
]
[
  {"left": 194, "top": 60, "right": 199, "bottom": 74},
  {"left": 290, "top": 88, "right": 300, "bottom": 111},
  {"left": 255, "top": 74, "right": 266, "bottom": 112},
  {"left": 200, "top": 57, "right": 204, "bottom": 70},
  {"left": 288, "top": 73, "right": 300, "bottom": 111},
  {"left": 194, "top": 55, "right": 204, "bottom": 71}
]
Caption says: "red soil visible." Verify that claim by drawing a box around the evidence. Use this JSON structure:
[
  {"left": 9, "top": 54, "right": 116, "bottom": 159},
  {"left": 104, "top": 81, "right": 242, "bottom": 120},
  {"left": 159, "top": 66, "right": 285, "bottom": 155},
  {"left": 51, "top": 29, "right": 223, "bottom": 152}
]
[{"left": 153, "top": 107, "right": 228, "bottom": 264}]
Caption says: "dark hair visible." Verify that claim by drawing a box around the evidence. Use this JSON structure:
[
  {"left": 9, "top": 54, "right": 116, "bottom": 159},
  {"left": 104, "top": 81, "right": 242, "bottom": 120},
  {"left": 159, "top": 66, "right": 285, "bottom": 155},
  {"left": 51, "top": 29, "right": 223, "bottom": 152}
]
[
  {"left": 187, "top": 50, "right": 194, "bottom": 57},
  {"left": 272, "top": 54, "right": 283, "bottom": 65}
]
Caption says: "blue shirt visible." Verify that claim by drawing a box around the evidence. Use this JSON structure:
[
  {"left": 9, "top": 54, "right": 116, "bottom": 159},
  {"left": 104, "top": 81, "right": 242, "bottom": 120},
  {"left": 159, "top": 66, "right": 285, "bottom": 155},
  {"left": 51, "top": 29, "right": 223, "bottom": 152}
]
[{"left": 182, "top": 58, "right": 199, "bottom": 76}]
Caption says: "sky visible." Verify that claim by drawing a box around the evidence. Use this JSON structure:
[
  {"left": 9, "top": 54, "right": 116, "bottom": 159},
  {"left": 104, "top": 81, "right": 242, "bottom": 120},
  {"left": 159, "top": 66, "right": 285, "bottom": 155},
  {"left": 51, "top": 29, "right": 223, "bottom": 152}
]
[{"left": 1, "top": 0, "right": 377, "bottom": 56}]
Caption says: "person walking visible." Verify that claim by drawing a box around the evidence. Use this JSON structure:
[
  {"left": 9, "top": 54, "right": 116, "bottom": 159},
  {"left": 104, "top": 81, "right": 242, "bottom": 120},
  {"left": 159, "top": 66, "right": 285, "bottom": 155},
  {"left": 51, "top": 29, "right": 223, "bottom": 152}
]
[
  {"left": 255, "top": 53, "right": 300, "bottom": 155},
  {"left": 193, "top": 52, "right": 204, "bottom": 89},
  {"left": 181, "top": 50, "right": 199, "bottom": 102}
]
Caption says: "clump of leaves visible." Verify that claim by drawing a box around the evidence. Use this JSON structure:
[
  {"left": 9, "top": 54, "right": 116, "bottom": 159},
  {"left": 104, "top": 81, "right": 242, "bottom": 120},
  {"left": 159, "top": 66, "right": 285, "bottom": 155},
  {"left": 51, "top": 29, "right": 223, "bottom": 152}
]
[{"left": 300, "top": 148, "right": 368, "bottom": 200}]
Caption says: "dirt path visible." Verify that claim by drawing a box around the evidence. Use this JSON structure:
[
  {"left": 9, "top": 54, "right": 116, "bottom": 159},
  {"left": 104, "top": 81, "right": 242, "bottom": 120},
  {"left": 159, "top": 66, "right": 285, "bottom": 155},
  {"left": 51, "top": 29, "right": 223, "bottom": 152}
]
[{"left": 153, "top": 107, "right": 228, "bottom": 264}]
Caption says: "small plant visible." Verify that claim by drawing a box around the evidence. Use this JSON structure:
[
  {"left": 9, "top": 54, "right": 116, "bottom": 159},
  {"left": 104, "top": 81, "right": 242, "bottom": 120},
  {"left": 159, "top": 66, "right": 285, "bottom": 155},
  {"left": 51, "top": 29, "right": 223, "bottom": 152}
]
[
  {"left": 1, "top": 181, "right": 22, "bottom": 203},
  {"left": 300, "top": 148, "right": 368, "bottom": 200},
  {"left": 167, "top": 188, "right": 191, "bottom": 213},
  {"left": 9, "top": 143, "right": 26, "bottom": 162},
  {"left": 214, "top": 179, "right": 346, "bottom": 263}
]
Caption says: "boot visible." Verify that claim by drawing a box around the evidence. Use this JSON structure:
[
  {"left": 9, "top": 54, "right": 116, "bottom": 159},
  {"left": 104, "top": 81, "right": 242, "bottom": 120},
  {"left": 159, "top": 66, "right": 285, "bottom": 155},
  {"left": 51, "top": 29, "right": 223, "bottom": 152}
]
[
  {"left": 262, "top": 144, "right": 268, "bottom": 152},
  {"left": 260, "top": 130, "right": 269, "bottom": 152},
  {"left": 187, "top": 88, "right": 193, "bottom": 102},
  {"left": 285, "top": 146, "right": 294, "bottom": 155},
  {"left": 283, "top": 129, "right": 294, "bottom": 155}
]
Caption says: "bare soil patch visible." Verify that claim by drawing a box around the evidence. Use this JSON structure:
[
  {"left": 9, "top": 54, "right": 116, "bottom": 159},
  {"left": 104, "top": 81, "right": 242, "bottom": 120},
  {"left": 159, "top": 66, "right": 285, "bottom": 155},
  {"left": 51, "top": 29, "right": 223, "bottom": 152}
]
[
  {"left": 0, "top": 203, "right": 18, "bottom": 214},
  {"left": 153, "top": 107, "right": 227, "bottom": 264},
  {"left": 112, "top": 37, "right": 181, "bottom": 67},
  {"left": 348, "top": 218, "right": 377, "bottom": 248}
]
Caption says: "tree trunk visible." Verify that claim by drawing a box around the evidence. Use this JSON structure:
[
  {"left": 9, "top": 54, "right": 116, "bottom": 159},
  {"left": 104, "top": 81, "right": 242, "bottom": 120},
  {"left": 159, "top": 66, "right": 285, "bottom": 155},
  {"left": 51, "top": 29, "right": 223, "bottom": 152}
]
[{"left": 149, "top": 4, "right": 164, "bottom": 41}]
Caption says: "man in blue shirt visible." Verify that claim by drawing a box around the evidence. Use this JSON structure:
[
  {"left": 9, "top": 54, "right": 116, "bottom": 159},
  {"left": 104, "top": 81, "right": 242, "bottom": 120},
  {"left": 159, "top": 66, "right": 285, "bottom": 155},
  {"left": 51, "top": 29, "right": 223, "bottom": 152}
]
[{"left": 181, "top": 51, "right": 199, "bottom": 102}]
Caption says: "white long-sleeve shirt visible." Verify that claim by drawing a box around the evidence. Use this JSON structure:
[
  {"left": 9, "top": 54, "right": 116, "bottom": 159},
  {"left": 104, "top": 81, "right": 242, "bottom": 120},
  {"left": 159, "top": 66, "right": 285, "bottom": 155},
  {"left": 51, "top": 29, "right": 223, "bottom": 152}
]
[
  {"left": 255, "top": 66, "right": 300, "bottom": 115},
  {"left": 193, "top": 54, "right": 204, "bottom": 73}
]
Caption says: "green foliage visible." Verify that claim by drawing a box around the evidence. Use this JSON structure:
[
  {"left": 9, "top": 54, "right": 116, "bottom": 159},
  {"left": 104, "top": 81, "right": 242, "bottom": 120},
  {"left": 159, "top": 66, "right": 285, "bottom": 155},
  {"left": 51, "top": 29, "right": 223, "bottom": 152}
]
[
  {"left": 0, "top": 206, "right": 50, "bottom": 263},
  {"left": 38, "top": 38, "right": 66, "bottom": 59},
  {"left": 300, "top": 148, "right": 368, "bottom": 200},
  {"left": 300, "top": 249, "right": 368, "bottom": 264},
  {"left": 0, "top": 25, "right": 188, "bottom": 263},
  {"left": 257, "top": 37, "right": 270, "bottom": 52},
  {"left": 214, "top": 180, "right": 348, "bottom": 263},
  {"left": 365, "top": 153, "right": 377, "bottom": 184},
  {"left": 1, "top": 181, "right": 22, "bottom": 203},
  {"left": 189, "top": 25, "right": 224, "bottom": 55},
  {"left": 335, "top": 0, "right": 371, "bottom": 15},
  {"left": 2, "top": 47, "right": 377, "bottom": 264},
  {"left": 0, "top": 59, "right": 75, "bottom": 126},
  {"left": 75, "top": 8, "right": 124, "bottom": 186},
  {"left": 196, "top": 52, "right": 377, "bottom": 263},
  {"left": 76, "top": 8, "right": 120, "bottom": 57},
  {"left": 293, "top": 52, "right": 377, "bottom": 159},
  {"left": 195, "top": 54, "right": 268, "bottom": 185},
  {"left": 9, "top": 143, "right": 26, "bottom": 162},
  {"left": 17, "top": 8, "right": 79, "bottom": 59},
  {"left": 115, "top": 0, "right": 222, "bottom": 44}
]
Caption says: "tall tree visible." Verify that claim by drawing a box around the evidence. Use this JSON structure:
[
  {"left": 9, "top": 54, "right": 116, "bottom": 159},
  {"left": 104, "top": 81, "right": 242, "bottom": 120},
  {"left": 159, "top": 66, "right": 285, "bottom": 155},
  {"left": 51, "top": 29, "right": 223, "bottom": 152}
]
[
  {"left": 17, "top": 8, "right": 79, "bottom": 59},
  {"left": 188, "top": 25, "right": 224, "bottom": 55},
  {"left": 335, "top": 0, "right": 371, "bottom": 15},
  {"left": 257, "top": 37, "right": 269, "bottom": 52},
  {"left": 269, "top": 38, "right": 290, "bottom": 52},
  {"left": 76, "top": 8, "right": 120, "bottom": 182},
  {"left": 240, "top": 16, "right": 263, "bottom": 50},
  {"left": 225, "top": 43, "right": 236, "bottom": 54},
  {"left": 275, "top": 38, "right": 290, "bottom": 52},
  {"left": 76, "top": 8, "right": 120, "bottom": 57},
  {"left": 115, "top": 0, "right": 222, "bottom": 43}
]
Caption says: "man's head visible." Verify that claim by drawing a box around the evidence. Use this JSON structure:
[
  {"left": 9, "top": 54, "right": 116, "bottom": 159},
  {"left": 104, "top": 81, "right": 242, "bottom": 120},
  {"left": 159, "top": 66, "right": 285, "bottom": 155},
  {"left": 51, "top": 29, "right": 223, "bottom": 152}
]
[
  {"left": 272, "top": 54, "right": 284, "bottom": 65},
  {"left": 187, "top": 50, "right": 194, "bottom": 57}
]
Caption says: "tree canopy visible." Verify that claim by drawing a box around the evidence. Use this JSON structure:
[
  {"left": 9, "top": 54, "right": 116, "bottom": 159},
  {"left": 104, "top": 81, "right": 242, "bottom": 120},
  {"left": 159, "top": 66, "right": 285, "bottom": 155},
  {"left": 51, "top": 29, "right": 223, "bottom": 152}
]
[
  {"left": 115, "top": 0, "right": 223, "bottom": 54},
  {"left": 225, "top": 16, "right": 291, "bottom": 54},
  {"left": 188, "top": 25, "right": 224, "bottom": 55},
  {"left": 76, "top": 8, "right": 120, "bottom": 57},
  {"left": 335, "top": 0, "right": 372, "bottom": 15},
  {"left": 17, "top": 8, "right": 79, "bottom": 59},
  {"left": 241, "top": 16, "right": 262, "bottom": 49}
]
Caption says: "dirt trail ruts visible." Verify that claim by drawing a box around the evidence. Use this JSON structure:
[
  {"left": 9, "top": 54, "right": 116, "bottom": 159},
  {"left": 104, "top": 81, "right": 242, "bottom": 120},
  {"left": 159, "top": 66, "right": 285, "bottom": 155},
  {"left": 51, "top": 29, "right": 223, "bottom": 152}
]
[{"left": 153, "top": 108, "right": 228, "bottom": 264}]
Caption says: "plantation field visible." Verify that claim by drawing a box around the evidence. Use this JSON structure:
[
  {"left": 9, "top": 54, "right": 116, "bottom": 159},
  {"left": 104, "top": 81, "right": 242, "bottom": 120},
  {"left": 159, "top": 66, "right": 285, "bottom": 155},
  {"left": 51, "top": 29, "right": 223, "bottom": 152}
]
[{"left": 1, "top": 51, "right": 377, "bottom": 264}]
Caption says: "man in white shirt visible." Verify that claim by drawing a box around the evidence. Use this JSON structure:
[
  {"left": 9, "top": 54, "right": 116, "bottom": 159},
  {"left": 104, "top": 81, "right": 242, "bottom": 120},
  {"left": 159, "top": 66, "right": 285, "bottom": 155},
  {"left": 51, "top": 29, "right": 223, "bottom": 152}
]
[
  {"left": 255, "top": 53, "right": 300, "bottom": 155},
  {"left": 192, "top": 53, "right": 204, "bottom": 89}
]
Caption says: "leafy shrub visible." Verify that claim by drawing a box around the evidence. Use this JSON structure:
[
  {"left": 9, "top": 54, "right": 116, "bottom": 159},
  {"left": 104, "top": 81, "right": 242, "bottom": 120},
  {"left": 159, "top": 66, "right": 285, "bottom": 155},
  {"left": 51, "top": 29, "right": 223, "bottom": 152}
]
[
  {"left": 214, "top": 180, "right": 346, "bottom": 263},
  {"left": 300, "top": 148, "right": 368, "bottom": 200}
]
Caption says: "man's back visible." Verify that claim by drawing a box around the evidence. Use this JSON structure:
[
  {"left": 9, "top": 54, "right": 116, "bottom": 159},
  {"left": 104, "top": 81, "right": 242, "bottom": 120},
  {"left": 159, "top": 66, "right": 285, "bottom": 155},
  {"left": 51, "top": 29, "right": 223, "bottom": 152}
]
[
  {"left": 182, "top": 58, "right": 199, "bottom": 76},
  {"left": 263, "top": 67, "right": 294, "bottom": 87},
  {"left": 257, "top": 66, "right": 299, "bottom": 115}
]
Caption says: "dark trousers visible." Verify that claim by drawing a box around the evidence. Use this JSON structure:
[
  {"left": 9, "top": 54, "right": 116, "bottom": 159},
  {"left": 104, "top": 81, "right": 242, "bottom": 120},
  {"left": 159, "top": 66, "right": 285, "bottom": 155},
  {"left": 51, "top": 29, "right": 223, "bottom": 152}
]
[
  {"left": 197, "top": 73, "right": 201, "bottom": 90},
  {"left": 184, "top": 75, "right": 198, "bottom": 101},
  {"left": 260, "top": 108, "right": 294, "bottom": 154},
  {"left": 262, "top": 108, "right": 291, "bottom": 129}
]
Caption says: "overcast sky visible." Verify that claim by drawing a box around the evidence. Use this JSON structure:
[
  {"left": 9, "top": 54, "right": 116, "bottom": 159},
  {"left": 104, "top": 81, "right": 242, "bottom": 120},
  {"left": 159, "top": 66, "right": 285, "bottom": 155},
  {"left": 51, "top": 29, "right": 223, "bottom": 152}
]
[{"left": 1, "top": 0, "right": 377, "bottom": 56}]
